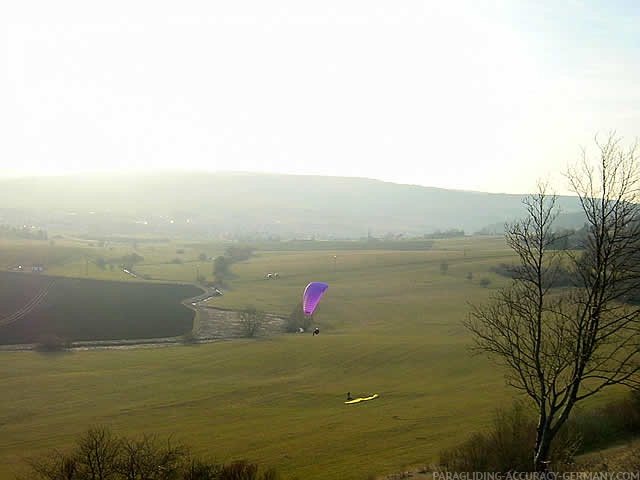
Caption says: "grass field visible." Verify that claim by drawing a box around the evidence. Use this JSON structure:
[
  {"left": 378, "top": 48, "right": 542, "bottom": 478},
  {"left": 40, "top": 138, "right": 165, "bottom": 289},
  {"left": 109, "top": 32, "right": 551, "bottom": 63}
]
[{"left": 0, "top": 235, "right": 615, "bottom": 479}]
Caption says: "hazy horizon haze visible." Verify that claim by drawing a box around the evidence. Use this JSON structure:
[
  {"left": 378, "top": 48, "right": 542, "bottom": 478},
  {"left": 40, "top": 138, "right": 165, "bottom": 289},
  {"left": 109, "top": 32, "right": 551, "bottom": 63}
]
[{"left": 2, "top": 0, "right": 639, "bottom": 195}]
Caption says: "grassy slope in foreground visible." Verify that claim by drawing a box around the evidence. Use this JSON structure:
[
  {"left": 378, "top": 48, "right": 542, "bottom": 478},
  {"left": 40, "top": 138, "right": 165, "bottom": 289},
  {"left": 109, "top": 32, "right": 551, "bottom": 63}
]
[{"left": 1, "top": 237, "right": 558, "bottom": 479}]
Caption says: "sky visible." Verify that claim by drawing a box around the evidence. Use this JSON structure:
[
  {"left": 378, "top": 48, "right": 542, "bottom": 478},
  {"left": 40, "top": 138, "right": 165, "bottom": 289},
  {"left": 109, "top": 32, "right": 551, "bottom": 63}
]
[{"left": 2, "top": 0, "right": 639, "bottom": 194}]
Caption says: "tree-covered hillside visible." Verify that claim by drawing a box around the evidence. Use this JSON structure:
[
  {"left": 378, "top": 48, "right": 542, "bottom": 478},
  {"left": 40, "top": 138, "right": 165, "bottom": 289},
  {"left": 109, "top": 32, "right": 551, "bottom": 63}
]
[{"left": 0, "top": 172, "right": 585, "bottom": 238}]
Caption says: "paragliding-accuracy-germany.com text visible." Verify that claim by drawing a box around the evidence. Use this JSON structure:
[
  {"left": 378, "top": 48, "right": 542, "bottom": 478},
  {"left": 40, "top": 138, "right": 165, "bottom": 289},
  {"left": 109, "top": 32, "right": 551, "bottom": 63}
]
[{"left": 433, "top": 472, "right": 640, "bottom": 480}]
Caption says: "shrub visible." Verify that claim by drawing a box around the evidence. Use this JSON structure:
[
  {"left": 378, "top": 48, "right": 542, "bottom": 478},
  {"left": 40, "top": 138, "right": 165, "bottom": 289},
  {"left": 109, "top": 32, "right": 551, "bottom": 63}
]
[
  {"left": 20, "top": 426, "right": 284, "bottom": 480},
  {"left": 182, "top": 458, "right": 222, "bottom": 480},
  {"left": 609, "top": 443, "right": 640, "bottom": 472},
  {"left": 35, "top": 333, "right": 70, "bottom": 352},
  {"left": 23, "top": 451, "right": 78, "bottom": 480},
  {"left": 121, "top": 252, "right": 144, "bottom": 265},
  {"left": 284, "top": 303, "right": 312, "bottom": 333},
  {"left": 438, "top": 401, "right": 580, "bottom": 472},
  {"left": 568, "top": 390, "right": 640, "bottom": 452},
  {"left": 225, "top": 246, "right": 254, "bottom": 262},
  {"left": 439, "top": 402, "right": 534, "bottom": 472},
  {"left": 439, "top": 392, "right": 640, "bottom": 473},
  {"left": 218, "top": 460, "right": 279, "bottom": 480},
  {"left": 181, "top": 331, "right": 198, "bottom": 345},
  {"left": 239, "top": 307, "right": 264, "bottom": 338},
  {"left": 440, "top": 261, "right": 449, "bottom": 275},
  {"left": 115, "top": 433, "right": 187, "bottom": 479}
]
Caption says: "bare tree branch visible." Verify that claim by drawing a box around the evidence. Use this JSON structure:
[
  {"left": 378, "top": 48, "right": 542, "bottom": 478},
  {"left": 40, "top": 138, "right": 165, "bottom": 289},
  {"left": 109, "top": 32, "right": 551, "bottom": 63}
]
[{"left": 465, "top": 133, "right": 640, "bottom": 471}]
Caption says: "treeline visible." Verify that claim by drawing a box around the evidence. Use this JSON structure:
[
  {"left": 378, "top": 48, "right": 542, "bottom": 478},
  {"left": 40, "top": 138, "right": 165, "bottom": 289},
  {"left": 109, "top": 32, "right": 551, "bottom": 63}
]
[
  {"left": 212, "top": 246, "right": 254, "bottom": 287},
  {"left": 90, "top": 252, "right": 145, "bottom": 271},
  {"left": 491, "top": 257, "right": 640, "bottom": 306},
  {"left": 422, "top": 229, "right": 465, "bottom": 239},
  {"left": 20, "top": 426, "right": 282, "bottom": 480},
  {"left": 487, "top": 226, "right": 591, "bottom": 287},
  {"left": 490, "top": 262, "right": 576, "bottom": 288},
  {"left": 252, "top": 239, "right": 435, "bottom": 252},
  {"left": 0, "top": 224, "right": 48, "bottom": 240}
]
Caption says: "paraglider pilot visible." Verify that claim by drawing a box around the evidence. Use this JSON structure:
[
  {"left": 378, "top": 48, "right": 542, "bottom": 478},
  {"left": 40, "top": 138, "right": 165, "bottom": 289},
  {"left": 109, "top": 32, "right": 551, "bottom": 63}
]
[{"left": 347, "top": 392, "right": 353, "bottom": 401}]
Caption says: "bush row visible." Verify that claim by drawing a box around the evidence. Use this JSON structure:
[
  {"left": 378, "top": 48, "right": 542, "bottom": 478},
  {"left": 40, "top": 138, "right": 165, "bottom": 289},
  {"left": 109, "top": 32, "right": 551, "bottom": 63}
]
[{"left": 19, "top": 426, "right": 282, "bottom": 480}]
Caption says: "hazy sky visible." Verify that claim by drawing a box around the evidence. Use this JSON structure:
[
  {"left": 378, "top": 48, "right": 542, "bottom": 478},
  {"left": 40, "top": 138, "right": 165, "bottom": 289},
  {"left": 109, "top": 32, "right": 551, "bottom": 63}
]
[{"left": 2, "top": 0, "right": 638, "bottom": 194}]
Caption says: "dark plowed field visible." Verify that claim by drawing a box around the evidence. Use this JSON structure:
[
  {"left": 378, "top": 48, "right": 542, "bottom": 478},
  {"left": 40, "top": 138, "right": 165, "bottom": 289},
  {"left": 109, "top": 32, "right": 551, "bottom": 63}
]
[{"left": 0, "top": 271, "right": 201, "bottom": 344}]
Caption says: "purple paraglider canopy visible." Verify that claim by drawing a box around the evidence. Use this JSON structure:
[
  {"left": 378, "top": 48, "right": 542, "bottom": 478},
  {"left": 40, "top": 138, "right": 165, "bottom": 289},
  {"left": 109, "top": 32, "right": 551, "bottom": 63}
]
[{"left": 303, "top": 282, "right": 329, "bottom": 316}]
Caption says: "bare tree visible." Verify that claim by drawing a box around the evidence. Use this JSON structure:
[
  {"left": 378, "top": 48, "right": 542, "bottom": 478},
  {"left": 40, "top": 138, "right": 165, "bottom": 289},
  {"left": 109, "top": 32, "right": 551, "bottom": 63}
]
[
  {"left": 23, "top": 451, "right": 78, "bottom": 480},
  {"left": 239, "top": 306, "right": 265, "bottom": 338},
  {"left": 465, "top": 134, "right": 640, "bottom": 471},
  {"left": 115, "top": 433, "right": 188, "bottom": 480},
  {"left": 76, "top": 426, "right": 121, "bottom": 480}
]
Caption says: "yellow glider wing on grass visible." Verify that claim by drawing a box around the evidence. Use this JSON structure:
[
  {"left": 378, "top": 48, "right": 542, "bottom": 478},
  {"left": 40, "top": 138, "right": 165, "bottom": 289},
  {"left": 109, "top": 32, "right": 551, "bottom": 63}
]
[{"left": 345, "top": 393, "right": 379, "bottom": 404}]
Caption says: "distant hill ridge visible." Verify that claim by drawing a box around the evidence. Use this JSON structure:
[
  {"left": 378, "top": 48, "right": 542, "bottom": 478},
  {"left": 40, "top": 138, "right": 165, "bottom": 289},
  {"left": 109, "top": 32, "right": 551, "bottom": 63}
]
[{"left": 0, "top": 171, "right": 585, "bottom": 238}]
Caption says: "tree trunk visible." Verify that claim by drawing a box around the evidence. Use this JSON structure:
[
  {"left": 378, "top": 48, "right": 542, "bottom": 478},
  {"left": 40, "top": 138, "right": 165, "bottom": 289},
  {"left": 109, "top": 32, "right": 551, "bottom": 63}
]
[{"left": 533, "top": 421, "right": 552, "bottom": 472}]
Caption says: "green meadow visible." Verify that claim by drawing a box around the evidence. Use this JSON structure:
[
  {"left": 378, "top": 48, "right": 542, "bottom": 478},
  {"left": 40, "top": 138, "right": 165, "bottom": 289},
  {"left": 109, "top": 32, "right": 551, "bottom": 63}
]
[{"left": 0, "top": 235, "right": 600, "bottom": 479}]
